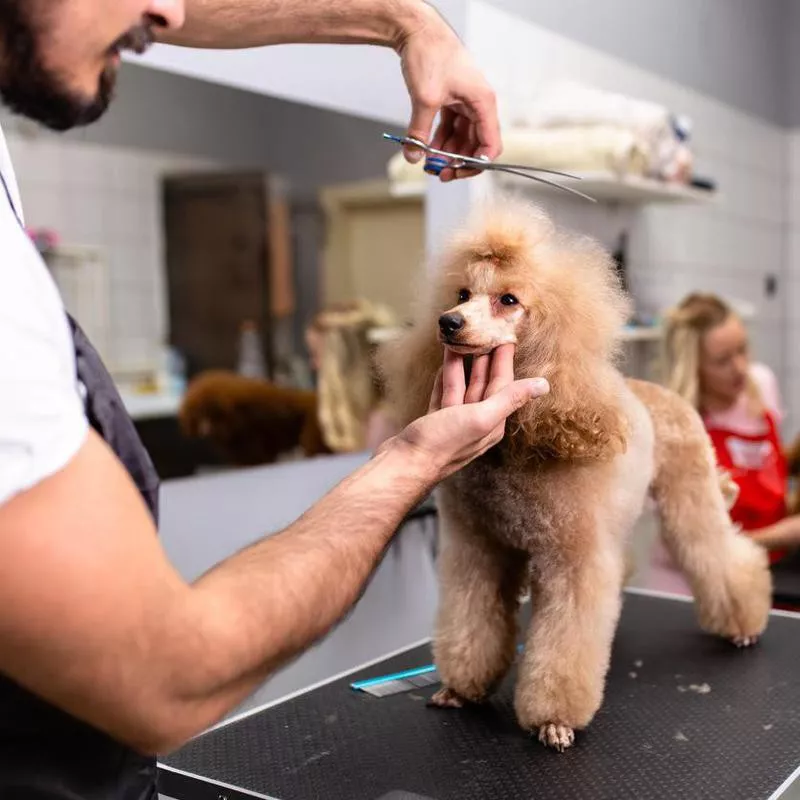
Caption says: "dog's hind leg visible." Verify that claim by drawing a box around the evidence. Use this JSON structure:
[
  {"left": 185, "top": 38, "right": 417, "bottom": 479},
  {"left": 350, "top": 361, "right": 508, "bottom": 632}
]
[
  {"left": 651, "top": 442, "right": 772, "bottom": 645},
  {"left": 428, "top": 496, "right": 526, "bottom": 709},
  {"left": 630, "top": 381, "right": 772, "bottom": 645}
]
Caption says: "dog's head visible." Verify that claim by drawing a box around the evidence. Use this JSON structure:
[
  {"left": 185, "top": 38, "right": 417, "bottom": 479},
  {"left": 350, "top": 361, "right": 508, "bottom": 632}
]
[
  {"left": 433, "top": 197, "right": 631, "bottom": 364},
  {"left": 434, "top": 257, "right": 531, "bottom": 356},
  {"left": 382, "top": 194, "right": 632, "bottom": 463}
]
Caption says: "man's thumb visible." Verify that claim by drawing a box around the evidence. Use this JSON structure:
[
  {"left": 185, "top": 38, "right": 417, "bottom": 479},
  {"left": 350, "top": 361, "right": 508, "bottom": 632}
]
[
  {"left": 490, "top": 378, "right": 550, "bottom": 415},
  {"left": 405, "top": 102, "right": 438, "bottom": 163}
]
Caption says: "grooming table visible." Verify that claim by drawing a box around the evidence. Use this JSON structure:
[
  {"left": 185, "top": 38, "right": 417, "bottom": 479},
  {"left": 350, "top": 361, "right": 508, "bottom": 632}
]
[
  {"left": 772, "top": 549, "right": 800, "bottom": 608},
  {"left": 157, "top": 590, "right": 800, "bottom": 800}
]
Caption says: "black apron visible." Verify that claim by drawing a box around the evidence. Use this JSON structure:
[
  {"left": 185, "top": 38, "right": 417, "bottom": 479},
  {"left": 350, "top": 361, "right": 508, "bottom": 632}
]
[{"left": 0, "top": 169, "right": 161, "bottom": 798}]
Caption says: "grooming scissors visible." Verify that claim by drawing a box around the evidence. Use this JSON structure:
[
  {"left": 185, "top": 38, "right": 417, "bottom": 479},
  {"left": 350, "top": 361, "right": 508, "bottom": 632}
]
[{"left": 383, "top": 133, "right": 596, "bottom": 203}]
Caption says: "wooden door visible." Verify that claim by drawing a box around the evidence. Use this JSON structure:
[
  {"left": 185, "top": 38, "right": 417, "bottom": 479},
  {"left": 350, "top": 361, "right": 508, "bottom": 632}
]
[{"left": 162, "top": 172, "right": 274, "bottom": 378}]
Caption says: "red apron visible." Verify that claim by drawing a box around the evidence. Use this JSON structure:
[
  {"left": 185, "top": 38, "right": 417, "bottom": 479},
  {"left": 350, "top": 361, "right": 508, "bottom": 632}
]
[{"left": 705, "top": 410, "right": 787, "bottom": 564}]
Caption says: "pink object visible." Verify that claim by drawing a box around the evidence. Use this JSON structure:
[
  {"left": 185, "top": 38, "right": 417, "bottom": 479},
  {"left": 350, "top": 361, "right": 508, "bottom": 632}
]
[{"left": 25, "top": 227, "right": 60, "bottom": 251}]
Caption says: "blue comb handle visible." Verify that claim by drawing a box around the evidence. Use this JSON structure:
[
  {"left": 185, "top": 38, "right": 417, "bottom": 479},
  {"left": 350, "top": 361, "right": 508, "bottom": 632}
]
[
  {"left": 351, "top": 664, "right": 437, "bottom": 690},
  {"left": 350, "top": 645, "right": 524, "bottom": 692}
]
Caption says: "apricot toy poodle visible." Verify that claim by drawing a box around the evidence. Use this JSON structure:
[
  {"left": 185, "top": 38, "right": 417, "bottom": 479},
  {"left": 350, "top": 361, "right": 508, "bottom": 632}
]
[{"left": 379, "top": 195, "right": 772, "bottom": 752}]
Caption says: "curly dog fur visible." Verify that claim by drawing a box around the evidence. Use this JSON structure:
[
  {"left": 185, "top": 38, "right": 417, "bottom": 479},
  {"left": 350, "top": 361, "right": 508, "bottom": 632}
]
[
  {"left": 379, "top": 195, "right": 772, "bottom": 751},
  {"left": 179, "top": 370, "right": 330, "bottom": 466}
]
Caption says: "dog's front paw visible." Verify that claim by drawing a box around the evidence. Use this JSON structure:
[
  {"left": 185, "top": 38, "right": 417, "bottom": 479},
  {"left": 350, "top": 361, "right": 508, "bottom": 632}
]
[
  {"left": 538, "top": 723, "right": 575, "bottom": 752},
  {"left": 731, "top": 633, "right": 760, "bottom": 648},
  {"left": 428, "top": 687, "right": 467, "bottom": 709}
]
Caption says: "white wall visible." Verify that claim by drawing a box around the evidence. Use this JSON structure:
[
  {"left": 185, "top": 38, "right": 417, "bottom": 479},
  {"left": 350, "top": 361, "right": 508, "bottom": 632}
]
[
  {"left": 135, "top": 0, "right": 468, "bottom": 129},
  {"left": 788, "top": 132, "right": 800, "bottom": 439},
  {"left": 450, "top": 0, "right": 792, "bottom": 430},
  {"left": 786, "top": 1, "right": 800, "bottom": 444},
  {"left": 3, "top": 120, "right": 221, "bottom": 375},
  {"left": 487, "top": 0, "right": 790, "bottom": 127},
  {"left": 0, "top": 63, "right": 397, "bottom": 378}
]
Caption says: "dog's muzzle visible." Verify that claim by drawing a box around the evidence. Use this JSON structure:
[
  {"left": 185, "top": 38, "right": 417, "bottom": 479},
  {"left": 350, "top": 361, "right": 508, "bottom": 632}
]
[{"left": 439, "top": 312, "right": 465, "bottom": 340}]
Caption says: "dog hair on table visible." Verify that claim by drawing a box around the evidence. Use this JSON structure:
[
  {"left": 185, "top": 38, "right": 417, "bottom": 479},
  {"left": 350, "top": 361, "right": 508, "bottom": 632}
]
[{"left": 378, "top": 194, "right": 772, "bottom": 752}]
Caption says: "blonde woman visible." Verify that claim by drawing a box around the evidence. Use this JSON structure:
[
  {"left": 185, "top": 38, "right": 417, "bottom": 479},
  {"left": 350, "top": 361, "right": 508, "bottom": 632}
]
[
  {"left": 648, "top": 293, "right": 799, "bottom": 595},
  {"left": 305, "top": 301, "right": 400, "bottom": 453}
]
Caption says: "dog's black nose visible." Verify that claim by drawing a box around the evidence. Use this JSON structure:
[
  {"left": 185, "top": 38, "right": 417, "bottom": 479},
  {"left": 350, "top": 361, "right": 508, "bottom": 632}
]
[{"left": 439, "top": 312, "right": 465, "bottom": 337}]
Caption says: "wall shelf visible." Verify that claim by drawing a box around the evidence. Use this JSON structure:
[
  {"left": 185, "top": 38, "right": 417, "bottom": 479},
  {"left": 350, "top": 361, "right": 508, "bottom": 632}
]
[
  {"left": 119, "top": 388, "right": 184, "bottom": 421},
  {"left": 620, "top": 325, "right": 663, "bottom": 342},
  {"left": 389, "top": 171, "right": 717, "bottom": 206},
  {"left": 500, "top": 171, "right": 717, "bottom": 205}
]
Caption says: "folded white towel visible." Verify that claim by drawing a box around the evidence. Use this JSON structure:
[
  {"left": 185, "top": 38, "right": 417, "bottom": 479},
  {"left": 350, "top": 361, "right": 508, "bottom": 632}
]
[{"left": 516, "top": 81, "right": 672, "bottom": 141}]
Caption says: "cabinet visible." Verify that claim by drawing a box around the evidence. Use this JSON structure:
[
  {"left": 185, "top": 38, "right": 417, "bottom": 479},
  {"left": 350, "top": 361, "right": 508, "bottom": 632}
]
[
  {"left": 319, "top": 178, "right": 425, "bottom": 324},
  {"left": 162, "top": 171, "right": 295, "bottom": 380}
]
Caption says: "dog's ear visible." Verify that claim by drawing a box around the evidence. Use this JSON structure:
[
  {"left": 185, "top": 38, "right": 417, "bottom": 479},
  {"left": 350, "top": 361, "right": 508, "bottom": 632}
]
[
  {"left": 508, "top": 361, "right": 629, "bottom": 462},
  {"left": 377, "top": 320, "right": 442, "bottom": 429}
]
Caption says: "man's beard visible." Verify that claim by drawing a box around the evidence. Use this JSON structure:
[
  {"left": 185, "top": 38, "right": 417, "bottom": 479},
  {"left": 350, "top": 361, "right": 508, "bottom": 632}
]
[{"left": 0, "top": 3, "right": 154, "bottom": 131}]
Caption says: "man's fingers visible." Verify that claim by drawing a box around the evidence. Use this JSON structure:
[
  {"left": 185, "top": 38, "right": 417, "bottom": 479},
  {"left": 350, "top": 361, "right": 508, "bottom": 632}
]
[
  {"left": 478, "top": 378, "right": 550, "bottom": 429},
  {"left": 405, "top": 98, "right": 440, "bottom": 164},
  {"left": 428, "top": 368, "right": 444, "bottom": 413},
  {"left": 441, "top": 348, "right": 467, "bottom": 407},
  {"left": 485, "top": 343, "right": 516, "bottom": 396},
  {"left": 429, "top": 107, "right": 457, "bottom": 151},
  {"left": 445, "top": 114, "right": 483, "bottom": 181},
  {"left": 468, "top": 89, "right": 502, "bottom": 161},
  {"left": 436, "top": 110, "right": 471, "bottom": 182},
  {"left": 464, "top": 354, "right": 490, "bottom": 403}
]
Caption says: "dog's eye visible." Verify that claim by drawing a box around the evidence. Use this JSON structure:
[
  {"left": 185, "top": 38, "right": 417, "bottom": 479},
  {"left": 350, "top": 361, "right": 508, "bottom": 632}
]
[
  {"left": 500, "top": 294, "right": 519, "bottom": 306},
  {"left": 458, "top": 289, "right": 470, "bottom": 303}
]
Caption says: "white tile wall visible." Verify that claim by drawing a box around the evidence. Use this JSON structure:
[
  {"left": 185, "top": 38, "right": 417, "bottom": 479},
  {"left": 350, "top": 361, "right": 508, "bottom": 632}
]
[
  {"left": 3, "top": 122, "right": 224, "bottom": 377},
  {"left": 461, "top": 0, "right": 794, "bottom": 431},
  {"left": 786, "top": 130, "right": 800, "bottom": 437}
]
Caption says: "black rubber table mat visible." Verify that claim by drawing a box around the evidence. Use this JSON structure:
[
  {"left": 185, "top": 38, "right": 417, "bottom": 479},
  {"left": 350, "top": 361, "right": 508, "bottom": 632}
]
[
  {"left": 159, "top": 593, "right": 800, "bottom": 800},
  {"left": 772, "top": 550, "right": 800, "bottom": 605}
]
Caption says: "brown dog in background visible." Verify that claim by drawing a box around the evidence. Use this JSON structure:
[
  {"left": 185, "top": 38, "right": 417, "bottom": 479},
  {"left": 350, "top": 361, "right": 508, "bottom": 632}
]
[{"left": 179, "top": 370, "right": 330, "bottom": 467}]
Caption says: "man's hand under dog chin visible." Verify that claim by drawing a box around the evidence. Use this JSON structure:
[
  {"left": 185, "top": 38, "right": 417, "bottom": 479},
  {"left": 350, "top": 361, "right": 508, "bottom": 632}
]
[{"left": 389, "top": 344, "right": 550, "bottom": 482}]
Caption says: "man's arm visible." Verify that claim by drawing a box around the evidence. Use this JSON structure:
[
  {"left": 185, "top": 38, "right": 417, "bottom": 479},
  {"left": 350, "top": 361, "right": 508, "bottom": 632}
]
[
  {"left": 160, "top": 0, "right": 429, "bottom": 50},
  {"left": 749, "top": 515, "right": 800, "bottom": 550},
  {"left": 0, "top": 346, "right": 546, "bottom": 755},
  {"left": 0, "top": 428, "right": 428, "bottom": 754},
  {"left": 157, "top": 0, "right": 502, "bottom": 178}
]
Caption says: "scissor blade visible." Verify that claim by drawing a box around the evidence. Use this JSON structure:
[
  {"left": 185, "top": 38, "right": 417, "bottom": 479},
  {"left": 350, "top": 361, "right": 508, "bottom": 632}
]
[
  {"left": 479, "top": 162, "right": 583, "bottom": 180},
  {"left": 489, "top": 166, "right": 597, "bottom": 202},
  {"left": 382, "top": 132, "right": 596, "bottom": 202}
]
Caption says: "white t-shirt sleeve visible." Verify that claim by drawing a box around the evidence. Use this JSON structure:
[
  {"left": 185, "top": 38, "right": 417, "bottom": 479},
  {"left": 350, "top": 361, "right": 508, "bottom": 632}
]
[{"left": 0, "top": 217, "right": 89, "bottom": 507}]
